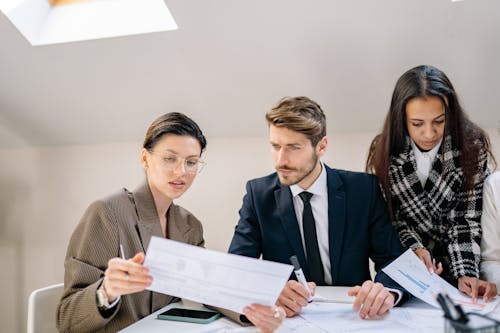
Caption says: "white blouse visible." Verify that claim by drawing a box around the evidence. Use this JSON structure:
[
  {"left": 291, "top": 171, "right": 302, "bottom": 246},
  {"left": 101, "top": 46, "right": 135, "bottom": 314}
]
[{"left": 411, "top": 138, "right": 442, "bottom": 187}]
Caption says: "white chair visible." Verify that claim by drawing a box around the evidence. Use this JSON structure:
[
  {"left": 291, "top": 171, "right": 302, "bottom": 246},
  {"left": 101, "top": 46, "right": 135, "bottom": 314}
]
[{"left": 27, "top": 283, "right": 64, "bottom": 333}]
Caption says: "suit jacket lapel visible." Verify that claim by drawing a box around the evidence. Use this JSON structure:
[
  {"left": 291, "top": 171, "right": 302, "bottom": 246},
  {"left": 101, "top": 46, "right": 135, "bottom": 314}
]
[
  {"left": 275, "top": 184, "right": 308, "bottom": 273},
  {"left": 326, "top": 168, "right": 346, "bottom": 284}
]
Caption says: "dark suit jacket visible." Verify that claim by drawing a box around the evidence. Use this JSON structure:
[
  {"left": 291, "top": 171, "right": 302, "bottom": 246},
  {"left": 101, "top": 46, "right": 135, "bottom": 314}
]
[
  {"left": 229, "top": 166, "right": 406, "bottom": 296},
  {"left": 57, "top": 182, "right": 204, "bottom": 333}
]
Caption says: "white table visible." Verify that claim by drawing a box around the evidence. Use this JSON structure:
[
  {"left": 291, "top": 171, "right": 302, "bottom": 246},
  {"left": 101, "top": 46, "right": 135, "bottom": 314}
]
[{"left": 119, "top": 287, "right": 500, "bottom": 332}]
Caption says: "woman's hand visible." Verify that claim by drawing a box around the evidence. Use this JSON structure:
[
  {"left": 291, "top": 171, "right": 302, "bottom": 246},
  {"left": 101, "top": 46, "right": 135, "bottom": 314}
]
[
  {"left": 414, "top": 247, "right": 443, "bottom": 274},
  {"left": 243, "top": 304, "right": 286, "bottom": 333},
  {"left": 458, "top": 277, "right": 497, "bottom": 303},
  {"left": 103, "top": 252, "right": 153, "bottom": 302}
]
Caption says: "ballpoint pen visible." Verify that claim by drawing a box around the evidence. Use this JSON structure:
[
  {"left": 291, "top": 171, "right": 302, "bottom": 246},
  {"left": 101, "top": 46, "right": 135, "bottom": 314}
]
[
  {"left": 119, "top": 243, "right": 126, "bottom": 260},
  {"left": 289, "top": 255, "right": 313, "bottom": 302}
]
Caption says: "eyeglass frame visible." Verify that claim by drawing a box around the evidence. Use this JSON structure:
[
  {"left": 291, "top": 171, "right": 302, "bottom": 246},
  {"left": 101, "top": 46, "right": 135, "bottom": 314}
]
[{"left": 147, "top": 150, "right": 206, "bottom": 174}]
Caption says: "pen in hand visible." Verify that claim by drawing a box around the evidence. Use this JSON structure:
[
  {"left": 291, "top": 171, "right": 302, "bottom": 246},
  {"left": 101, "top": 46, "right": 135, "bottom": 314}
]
[
  {"left": 290, "top": 255, "right": 313, "bottom": 302},
  {"left": 119, "top": 243, "right": 126, "bottom": 260}
]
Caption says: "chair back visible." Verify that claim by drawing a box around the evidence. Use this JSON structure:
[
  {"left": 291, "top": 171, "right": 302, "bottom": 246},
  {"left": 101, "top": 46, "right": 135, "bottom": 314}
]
[{"left": 27, "top": 283, "right": 64, "bottom": 333}]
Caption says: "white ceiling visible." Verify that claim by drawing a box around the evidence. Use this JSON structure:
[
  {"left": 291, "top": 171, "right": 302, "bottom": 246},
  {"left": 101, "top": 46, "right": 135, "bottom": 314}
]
[{"left": 0, "top": 0, "right": 499, "bottom": 147}]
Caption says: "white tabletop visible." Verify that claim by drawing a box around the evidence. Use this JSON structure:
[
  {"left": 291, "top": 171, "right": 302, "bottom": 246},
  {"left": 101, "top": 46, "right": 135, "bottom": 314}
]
[{"left": 119, "top": 286, "right": 500, "bottom": 333}]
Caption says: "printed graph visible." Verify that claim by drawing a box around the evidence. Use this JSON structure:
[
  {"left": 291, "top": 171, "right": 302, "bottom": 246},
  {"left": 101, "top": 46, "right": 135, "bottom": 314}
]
[{"left": 397, "top": 269, "right": 430, "bottom": 293}]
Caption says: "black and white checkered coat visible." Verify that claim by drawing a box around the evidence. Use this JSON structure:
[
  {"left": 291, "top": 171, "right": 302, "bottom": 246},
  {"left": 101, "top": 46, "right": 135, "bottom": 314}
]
[{"left": 389, "top": 135, "right": 488, "bottom": 284}]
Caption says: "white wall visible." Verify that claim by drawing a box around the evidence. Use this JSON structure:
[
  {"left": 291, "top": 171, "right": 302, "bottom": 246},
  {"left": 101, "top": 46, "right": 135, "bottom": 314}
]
[{"left": 0, "top": 129, "right": 498, "bottom": 333}]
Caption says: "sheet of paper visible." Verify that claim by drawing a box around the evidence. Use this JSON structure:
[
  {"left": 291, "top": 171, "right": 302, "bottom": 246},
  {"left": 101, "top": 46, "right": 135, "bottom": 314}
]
[
  {"left": 189, "top": 321, "right": 260, "bottom": 333},
  {"left": 143, "top": 237, "right": 293, "bottom": 314},
  {"left": 382, "top": 249, "right": 499, "bottom": 313},
  {"left": 312, "top": 293, "right": 354, "bottom": 304},
  {"left": 299, "top": 302, "right": 443, "bottom": 333}
]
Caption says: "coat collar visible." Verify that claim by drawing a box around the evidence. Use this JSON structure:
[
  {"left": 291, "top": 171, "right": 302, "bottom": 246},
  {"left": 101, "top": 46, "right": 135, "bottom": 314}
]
[{"left": 131, "top": 181, "right": 192, "bottom": 252}]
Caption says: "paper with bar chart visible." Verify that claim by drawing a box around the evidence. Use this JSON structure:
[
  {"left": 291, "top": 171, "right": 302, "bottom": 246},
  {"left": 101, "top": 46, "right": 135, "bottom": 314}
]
[{"left": 382, "top": 249, "right": 499, "bottom": 314}]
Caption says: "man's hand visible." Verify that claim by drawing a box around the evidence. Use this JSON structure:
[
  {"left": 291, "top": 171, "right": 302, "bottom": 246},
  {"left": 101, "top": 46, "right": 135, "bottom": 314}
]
[
  {"left": 458, "top": 277, "right": 497, "bottom": 302},
  {"left": 348, "top": 281, "right": 395, "bottom": 319},
  {"left": 275, "top": 280, "right": 316, "bottom": 317}
]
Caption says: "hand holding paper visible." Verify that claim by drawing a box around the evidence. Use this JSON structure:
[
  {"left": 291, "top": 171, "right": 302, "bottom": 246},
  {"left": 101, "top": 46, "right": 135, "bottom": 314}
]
[
  {"left": 143, "top": 237, "right": 293, "bottom": 314},
  {"left": 382, "top": 249, "right": 499, "bottom": 314}
]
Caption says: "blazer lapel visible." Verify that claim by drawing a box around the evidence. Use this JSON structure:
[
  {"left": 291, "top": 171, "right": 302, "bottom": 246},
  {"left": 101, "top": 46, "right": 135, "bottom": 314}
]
[
  {"left": 326, "top": 168, "right": 346, "bottom": 284},
  {"left": 424, "top": 135, "right": 462, "bottom": 216},
  {"left": 132, "top": 183, "right": 164, "bottom": 253},
  {"left": 275, "top": 184, "right": 308, "bottom": 272},
  {"left": 390, "top": 137, "right": 434, "bottom": 231},
  {"left": 131, "top": 182, "right": 171, "bottom": 311},
  {"left": 167, "top": 204, "right": 192, "bottom": 242}
]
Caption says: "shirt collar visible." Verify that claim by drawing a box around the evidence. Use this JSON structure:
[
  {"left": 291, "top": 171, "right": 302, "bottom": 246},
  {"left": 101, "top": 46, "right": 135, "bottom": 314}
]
[
  {"left": 411, "top": 137, "right": 442, "bottom": 161},
  {"left": 290, "top": 162, "right": 328, "bottom": 198}
]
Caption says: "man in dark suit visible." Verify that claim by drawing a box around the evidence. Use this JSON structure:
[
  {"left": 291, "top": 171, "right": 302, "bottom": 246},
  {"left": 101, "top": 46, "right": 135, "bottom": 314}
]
[{"left": 229, "top": 96, "right": 408, "bottom": 319}]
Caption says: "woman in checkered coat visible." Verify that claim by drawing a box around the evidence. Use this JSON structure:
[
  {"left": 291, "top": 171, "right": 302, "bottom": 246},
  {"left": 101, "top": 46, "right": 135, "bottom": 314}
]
[{"left": 366, "top": 65, "right": 497, "bottom": 301}]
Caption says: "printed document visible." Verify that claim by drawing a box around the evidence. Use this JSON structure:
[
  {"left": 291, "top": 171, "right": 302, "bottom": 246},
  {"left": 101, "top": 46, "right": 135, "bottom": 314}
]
[
  {"left": 143, "top": 237, "right": 293, "bottom": 314},
  {"left": 298, "top": 302, "right": 442, "bottom": 333},
  {"left": 382, "top": 249, "right": 499, "bottom": 313}
]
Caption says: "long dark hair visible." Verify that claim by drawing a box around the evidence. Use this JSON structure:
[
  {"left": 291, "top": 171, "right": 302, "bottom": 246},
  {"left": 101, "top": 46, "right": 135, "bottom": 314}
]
[{"left": 366, "top": 65, "right": 495, "bottom": 214}]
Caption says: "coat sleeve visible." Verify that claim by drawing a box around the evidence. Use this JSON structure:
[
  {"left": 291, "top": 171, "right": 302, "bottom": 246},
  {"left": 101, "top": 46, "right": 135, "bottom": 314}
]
[
  {"left": 447, "top": 150, "right": 488, "bottom": 279},
  {"left": 228, "top": 181, "right": 263, "bottom": 258},
  {"left": 391, "top": 204, "right": 424, "bottom": 251},
  {"left": 367, "top": 176, "right": 410, "bottom": 305},
  {"left": 56, "top": 200, "right": 121, "bottom": 332}
]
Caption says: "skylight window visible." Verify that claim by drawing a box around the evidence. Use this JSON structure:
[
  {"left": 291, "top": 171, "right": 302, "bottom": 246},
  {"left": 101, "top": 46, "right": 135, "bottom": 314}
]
[{"left": 0, "top": 0, "right": 177, "bottom": 46}]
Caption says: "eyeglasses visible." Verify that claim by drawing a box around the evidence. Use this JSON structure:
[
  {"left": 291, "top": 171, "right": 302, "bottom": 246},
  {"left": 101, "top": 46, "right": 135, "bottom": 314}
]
[{"left": 148, "top": 151, "right": 206, "bottom": 174}]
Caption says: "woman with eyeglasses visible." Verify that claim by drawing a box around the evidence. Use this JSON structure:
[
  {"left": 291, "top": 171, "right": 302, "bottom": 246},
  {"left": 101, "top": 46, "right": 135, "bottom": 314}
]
[
  {"left": 57, "top": 112, "right": 285, "bottom": 333},
  {"left": 366, "top": 65, "right": 497, "bottom": 302}
]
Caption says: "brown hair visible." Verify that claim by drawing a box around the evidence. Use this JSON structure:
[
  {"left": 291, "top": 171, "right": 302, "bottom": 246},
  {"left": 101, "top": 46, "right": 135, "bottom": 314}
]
[
  {"left": 266, "top": 96, "right": 326, "bottom": 146},
  {"left": 143, "top": 112, "right": 207, "bottom": 154}
]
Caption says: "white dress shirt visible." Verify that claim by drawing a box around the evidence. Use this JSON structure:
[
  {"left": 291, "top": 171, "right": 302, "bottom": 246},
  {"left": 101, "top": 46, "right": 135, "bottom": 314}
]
[
  {"left": 290, "top": 163, "right": 332, "bottom": 285},
  {"left": 480, "top": 171, "right": 500, "bottom": 294},
  {"left": 411, "top": 138, "right": 442, "bottom": 187}
]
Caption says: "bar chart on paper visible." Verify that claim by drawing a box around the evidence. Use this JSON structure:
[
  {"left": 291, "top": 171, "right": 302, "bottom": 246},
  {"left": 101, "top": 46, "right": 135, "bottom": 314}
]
[
  {"left": 397, "top": 269, "right": 430, "bottom": 294},
  {"left": 383, "top": 249, "right": 500, "bottom": 314}
]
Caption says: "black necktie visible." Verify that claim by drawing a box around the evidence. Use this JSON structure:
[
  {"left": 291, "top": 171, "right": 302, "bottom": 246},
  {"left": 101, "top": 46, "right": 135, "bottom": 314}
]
[{"left": 299, "top": 191, "right": 325, "bottom": 285}]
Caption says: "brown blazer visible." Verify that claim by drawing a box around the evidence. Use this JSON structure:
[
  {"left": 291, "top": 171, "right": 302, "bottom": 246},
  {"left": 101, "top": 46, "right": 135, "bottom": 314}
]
[{"left": 56, "top": 182, "right": 204, "bottom": 333}]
